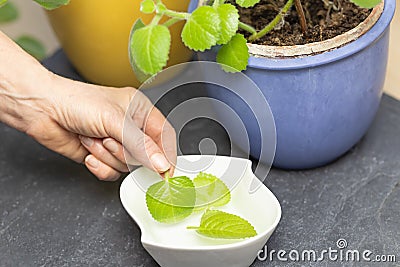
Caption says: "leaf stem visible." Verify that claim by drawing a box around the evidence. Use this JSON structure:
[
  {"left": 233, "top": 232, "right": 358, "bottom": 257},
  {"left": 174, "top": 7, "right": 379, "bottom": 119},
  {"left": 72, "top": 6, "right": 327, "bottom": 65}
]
[
  {"left": 248, "top": 0, "right": 294, "bottom": 41},
  {"left": 163, "top": 17, "right": 183, "bottom": 27},
  {"left": 187, "top": 226, "right": 200, "bottom": 230},
  {"left": 162, "top": 9, "right": 190, "bottom": 19},
  {"left": 239, "top": 21, "right": 256, "bottom": 34},
  {"left": 164, "top": 170, "right": 170, "bottom": 181},
  {"left": 151, "top": 13, "right": 163, "bottom": 25}
]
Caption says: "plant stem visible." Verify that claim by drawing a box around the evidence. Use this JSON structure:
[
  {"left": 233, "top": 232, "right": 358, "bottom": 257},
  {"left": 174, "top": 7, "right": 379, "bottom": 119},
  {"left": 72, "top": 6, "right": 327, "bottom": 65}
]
[
  {"left": 163, "top": 17, "right": 183, "bottom": 27},
  {"left": 164, "top": 170, "right": 170, "bottom": 181},
  {"left": 248, "top": 0, "right": 294, "bottom": 41},
  {"left": 213, "top": 0, "right": 220, "bottom": 7},
  {"left": 187, "top": 226, "right": 199, "bottom": 230},
  {"left": 239, "top": 21, "right": 257, "bottom": 34},
  {"left": 151, "top": 13, "right": 163, "bottom": 25},
  {"left": 294, "top": 0, "right": 307, "bottom": 33},
  {"left": 219, "top": 0, "right": 226, "bottom": 4},
  {"left": 163, "top": 9, "right": 190, "bottom": 19}
]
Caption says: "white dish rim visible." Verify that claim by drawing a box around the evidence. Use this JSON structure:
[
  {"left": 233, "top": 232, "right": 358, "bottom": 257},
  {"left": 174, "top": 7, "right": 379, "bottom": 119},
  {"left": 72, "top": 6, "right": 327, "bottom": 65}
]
[{"left": 120, "top": 155, "right": 282, "bottom": 251}]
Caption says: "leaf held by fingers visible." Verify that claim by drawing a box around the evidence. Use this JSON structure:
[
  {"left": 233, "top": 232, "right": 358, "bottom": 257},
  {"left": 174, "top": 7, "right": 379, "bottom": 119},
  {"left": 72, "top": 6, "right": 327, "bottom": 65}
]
[
  {"left": 146, "top": 176, "right": 195, "bottom": 223},
  {"left": 193, "top": 172, "right": 230, "bottom": 211},
  {"left": 187, "top": 210, "right": 257, "bottom": 239}
]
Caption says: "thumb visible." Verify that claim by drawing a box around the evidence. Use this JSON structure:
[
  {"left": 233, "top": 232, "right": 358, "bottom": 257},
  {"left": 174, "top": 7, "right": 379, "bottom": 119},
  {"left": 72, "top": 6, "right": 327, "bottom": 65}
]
[{"left": 123, "top": 117, "right": 171, "bottom": 173}]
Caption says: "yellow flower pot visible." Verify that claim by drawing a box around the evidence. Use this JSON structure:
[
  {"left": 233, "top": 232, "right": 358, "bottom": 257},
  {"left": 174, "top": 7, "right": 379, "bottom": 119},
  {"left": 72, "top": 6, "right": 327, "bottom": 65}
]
[{"left": 47, "top": 0, "right": 192, "bottom": 88}]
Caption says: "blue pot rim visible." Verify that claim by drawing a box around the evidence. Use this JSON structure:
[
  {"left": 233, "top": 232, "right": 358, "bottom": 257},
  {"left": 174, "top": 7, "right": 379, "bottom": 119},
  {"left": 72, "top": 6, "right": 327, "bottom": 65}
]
[{"left": 246, "top": 0, "right": 396, "bottom": 70}]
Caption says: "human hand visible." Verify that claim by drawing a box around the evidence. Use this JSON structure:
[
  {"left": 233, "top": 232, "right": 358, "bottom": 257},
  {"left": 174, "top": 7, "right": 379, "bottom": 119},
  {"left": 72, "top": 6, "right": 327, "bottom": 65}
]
[
  {"left": 32, "top": 75, "right": 177, "bottom": 181},
  {"left": 0, "top": 31, "right": 176, "bottom": 181}
]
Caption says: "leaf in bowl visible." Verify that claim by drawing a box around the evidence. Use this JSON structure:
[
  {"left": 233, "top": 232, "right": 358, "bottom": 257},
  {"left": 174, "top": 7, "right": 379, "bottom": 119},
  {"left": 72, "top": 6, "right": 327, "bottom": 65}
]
[
  {"left": 146, "top": 176, "right": 195, "bottom": 223},
  {"left": 187, "top": 210, "right": 257, "bottom": 239},
  {"left": 193, "top": 172, "right": 231, "bottom": 211}
]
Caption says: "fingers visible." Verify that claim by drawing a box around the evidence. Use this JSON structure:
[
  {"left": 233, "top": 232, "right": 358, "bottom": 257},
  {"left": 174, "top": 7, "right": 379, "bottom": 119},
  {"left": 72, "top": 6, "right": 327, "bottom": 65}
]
[
  {"left": 102, "top": 138, "right": 140, "bottom": 166},
  {"left": 144, "top": 107, "right": 177, "bottom": 176},
  {"left": 84, "top": 154, "right": 121, "bottom": 181},
  {"left": 123, "top": 117, "right": 172, "bottom": 174},
  {"left": 126, "top": 91, "right": 177, "bottom": 175},
  {"left": 79, "top": 136, "right": 129, "bottom": 173}
]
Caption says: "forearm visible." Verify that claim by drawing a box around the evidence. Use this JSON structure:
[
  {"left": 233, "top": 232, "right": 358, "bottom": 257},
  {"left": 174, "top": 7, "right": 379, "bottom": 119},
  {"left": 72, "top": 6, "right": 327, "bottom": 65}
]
[{"left": 0, "top": 30, "right": 54, "bottom": 133}]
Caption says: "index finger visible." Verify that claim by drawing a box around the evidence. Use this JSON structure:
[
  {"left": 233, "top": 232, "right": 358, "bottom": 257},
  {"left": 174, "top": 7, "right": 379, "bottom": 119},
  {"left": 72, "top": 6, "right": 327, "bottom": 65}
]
[{"left": 144, "top": 107, "right": 177, "bottom": 175}]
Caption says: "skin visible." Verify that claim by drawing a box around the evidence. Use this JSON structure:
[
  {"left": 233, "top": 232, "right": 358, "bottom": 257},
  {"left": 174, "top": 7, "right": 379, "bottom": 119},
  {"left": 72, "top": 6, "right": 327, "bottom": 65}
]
[{"left": 0, "top": 31, "right": 176, "bottom": 181}]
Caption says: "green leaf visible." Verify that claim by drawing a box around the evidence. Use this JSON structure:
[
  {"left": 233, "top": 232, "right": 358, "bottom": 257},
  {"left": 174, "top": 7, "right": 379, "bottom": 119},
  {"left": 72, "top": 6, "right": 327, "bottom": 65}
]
[
  {"left": 0, "top": 0, "right": 8, "bottom": 8},
  {"left": 130, "top": 24, "right": 171, "bottom": 75},
  {"left": 181, "top": 6, "right": 221, "bottom": 51},
  {"left": 128, "top": 19, "right": 152, "bottom": 82},
  {"left": 155, "top": 2, "right": 167, "bottom": 13},
  {"left": 146, "top": 176, "right": 196, "bottom": 223},
  {"left": 140, "top": 0, "right": 155, "bottom": 14},
  {"left": 187, "top": 210, "right": 257, "bottom": 239},
  {"left": 350, "top": 0, "right": 381, "bottom": 8},
  {"left": 216, "top": 34, "right": 249, "bottom": 72},
  {"left": 193, "top": 172, "right": 230, "bottom": 211},
  {"left": 15, "top": 36, "right": 46, "bottom": 60},
  {"left": 33, "top": 0, "right": 70, "bottom": 10},
  {"left": 0, "top": 2, "right": 18, "bottom": 23},
  {"left": 217, "top": 4, "right": 239, "bottom": 45},
  {"left": 235, "top": 0, "right": 260, "bottom": 8}
]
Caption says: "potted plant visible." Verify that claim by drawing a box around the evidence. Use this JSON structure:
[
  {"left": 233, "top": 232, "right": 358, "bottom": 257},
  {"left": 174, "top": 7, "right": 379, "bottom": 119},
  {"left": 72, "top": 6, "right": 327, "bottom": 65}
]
[
  {"left": 44, "top": 0, "right": 193, "bottom": 87},
  {"left": 31, "top": 0, "right": 395, "bottom": 169},
  {"left": 127, "top": 0, "right": 395, "bottom": 169}
]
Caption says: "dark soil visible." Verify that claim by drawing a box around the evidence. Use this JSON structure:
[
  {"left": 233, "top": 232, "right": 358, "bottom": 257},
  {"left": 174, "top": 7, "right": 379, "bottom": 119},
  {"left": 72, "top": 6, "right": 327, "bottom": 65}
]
[{"left": 234, "top": 0, "right": 371, "bottom": 45}]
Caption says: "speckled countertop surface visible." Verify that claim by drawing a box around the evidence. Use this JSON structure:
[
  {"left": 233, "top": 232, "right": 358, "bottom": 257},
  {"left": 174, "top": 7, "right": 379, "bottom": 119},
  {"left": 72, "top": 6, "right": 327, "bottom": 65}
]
[{"left": 0, "top": 51, "right": 399, "bottom": 266}]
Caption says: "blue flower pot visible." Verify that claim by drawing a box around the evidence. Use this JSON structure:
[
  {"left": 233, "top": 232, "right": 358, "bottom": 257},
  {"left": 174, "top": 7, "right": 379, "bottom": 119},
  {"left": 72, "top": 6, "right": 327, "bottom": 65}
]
[{"left": 197, "top": 0, "right": 395, "bottom": 169}]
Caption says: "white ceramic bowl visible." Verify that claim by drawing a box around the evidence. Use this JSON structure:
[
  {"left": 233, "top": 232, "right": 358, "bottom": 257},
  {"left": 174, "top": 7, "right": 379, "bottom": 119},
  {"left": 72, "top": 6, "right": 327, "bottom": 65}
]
[{"left": 120, "top": 155, "right": 281, "bottom": 267}]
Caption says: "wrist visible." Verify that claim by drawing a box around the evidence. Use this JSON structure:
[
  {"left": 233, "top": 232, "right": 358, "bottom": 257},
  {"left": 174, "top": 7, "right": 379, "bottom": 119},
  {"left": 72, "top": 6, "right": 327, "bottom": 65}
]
[{"left": 0, "top": 62, "right": 56, "bottom": 134}]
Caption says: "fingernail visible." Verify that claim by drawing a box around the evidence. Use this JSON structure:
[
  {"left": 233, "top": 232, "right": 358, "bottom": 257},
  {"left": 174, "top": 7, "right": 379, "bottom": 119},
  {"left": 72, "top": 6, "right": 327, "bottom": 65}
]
[
  {"left": 80, "top": 136, "right": 94, "bottom": 147},
  {"left": 86, "top": 155, "right": 99, "bottom": 169},
  {"left": 103, "top": 139, "right": 119, "bottom": 153},
  {"left": 150, "top": 153, "right": 170, "bottom": 172}
]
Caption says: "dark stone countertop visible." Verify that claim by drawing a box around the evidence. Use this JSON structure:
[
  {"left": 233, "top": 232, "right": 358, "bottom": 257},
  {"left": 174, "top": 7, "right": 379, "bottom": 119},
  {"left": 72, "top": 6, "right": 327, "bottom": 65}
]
[{"left": 0, "top": 50, "right": 399, "bottom": 266}]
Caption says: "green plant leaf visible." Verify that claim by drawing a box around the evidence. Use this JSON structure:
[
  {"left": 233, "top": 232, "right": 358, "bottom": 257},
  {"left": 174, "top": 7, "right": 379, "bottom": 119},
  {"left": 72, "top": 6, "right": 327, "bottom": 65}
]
[
  {"left": 350, "top": 0, "right": 381, "bottom": 8},
  {"left": 130, "top": 24, "right": 171, "bottom": 75},
  {"left": 0, "top": 0, "right": 8, "bottom": 8},
  {"left": 146, "top": 176, "right": 196, "bottom": 223},
  {"left": 217, "top": 4, "right": 239, "bottom": 45},
  {"left": 235, "top": 0, "right": 260, "bottom": 8},
  {"left": 0, "top": 2, "right": 18, "bottom": 23},
  {"left": 193, "top": 172, "right": 231, "bottom": 211},
  {"left": 181, "top": 6, "right": 221, "bottom": 51},
  {"left": 140, "top": 0, "right": 155, "bottom": 14},
  {"left": 187, "top": 210, "right": 257, "bottom": 239},
  {"left": 216, "top": 34, "right": 249, "bottom": 72},
  {"left": 128, "top": 19, "right": 152, "bottom": 82},
  {"left": 33, "top": 0, "right": 70, "bottom": 10},
  {"left": 15, "top": 36, "right": 46, "bottom": 60}
]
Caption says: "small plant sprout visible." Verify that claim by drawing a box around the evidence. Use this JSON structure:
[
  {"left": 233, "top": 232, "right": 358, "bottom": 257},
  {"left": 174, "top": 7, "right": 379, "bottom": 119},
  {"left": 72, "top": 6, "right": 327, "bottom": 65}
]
[{"left": 129, "top": 0, "right": 382, "bottom": 78}]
